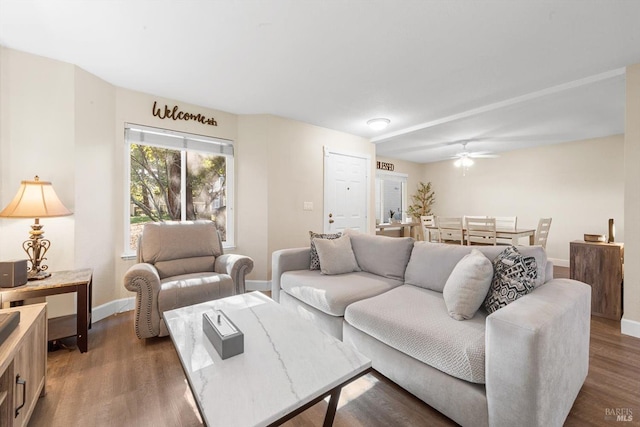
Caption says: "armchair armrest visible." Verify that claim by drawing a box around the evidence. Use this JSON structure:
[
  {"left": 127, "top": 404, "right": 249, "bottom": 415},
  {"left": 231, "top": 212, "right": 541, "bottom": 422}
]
[
  {"left": 485, "top": 279, "right": 591, "bottom": 427},
  {"left": 271, "top": 248, "right": 310, "bottom": 302},
  {"left": 123, "top": 263, "right": 162, "bottom": 339},
  {"left": 215, "top": 254, "right": 254, "bottom": 295}
]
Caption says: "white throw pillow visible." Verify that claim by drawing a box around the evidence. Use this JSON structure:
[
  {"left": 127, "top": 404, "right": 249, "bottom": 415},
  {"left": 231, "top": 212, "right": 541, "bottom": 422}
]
[
  {"left": 313, "top": 235, "right": 361, "bottom": 275},
  {"left": 443, "top": 249, "right": 493, "bottom": 320}
]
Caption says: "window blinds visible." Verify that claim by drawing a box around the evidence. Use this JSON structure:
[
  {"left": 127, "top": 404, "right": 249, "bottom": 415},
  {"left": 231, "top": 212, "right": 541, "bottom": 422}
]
[{"left": 125, "top": 123, "right": 234, "bottom": 156}]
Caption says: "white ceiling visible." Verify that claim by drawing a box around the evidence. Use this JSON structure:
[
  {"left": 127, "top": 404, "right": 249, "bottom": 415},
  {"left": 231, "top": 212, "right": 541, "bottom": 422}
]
[{"left": 1, "top": 0, "right": 639, "bottom": 163}]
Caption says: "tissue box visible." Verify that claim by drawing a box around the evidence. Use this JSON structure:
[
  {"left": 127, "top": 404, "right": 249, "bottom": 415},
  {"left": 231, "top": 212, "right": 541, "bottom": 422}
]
[{"left": 203, "top": 310, "right": 244, "bottom": 359}]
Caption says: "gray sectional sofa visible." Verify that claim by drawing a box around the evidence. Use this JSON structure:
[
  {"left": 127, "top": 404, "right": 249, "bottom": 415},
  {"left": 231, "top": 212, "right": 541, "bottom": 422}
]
[{"left": 271, "top": 233, "right": 591, "bottom": 427}]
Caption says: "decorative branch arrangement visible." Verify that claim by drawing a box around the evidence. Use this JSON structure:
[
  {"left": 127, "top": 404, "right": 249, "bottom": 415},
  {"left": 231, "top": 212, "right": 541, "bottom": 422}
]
[{"left": 406, "top": 181, "right": 436, "bottom": 220}]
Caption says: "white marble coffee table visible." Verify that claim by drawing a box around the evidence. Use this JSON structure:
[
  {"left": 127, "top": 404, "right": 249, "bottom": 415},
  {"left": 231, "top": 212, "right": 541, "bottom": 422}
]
[{"left": 163, "top": 291, "right": 372, "bottom": 427}]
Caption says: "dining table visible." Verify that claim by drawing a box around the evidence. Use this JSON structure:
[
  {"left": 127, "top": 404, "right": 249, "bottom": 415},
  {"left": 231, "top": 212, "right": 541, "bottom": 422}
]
[
  {"left": 375, "top": 221, "right": 421, "bottom": 238},
  {"left": 423, "top": 225, "right": 536, "bottom": 245}
]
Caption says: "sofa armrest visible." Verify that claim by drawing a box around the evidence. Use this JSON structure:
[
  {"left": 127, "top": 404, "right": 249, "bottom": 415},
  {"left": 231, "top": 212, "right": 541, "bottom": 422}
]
[
  {"left": 215, "top": 254, "right": 254, "bottom": 294},
  {"left": 123, "top": 263, "right": 162, "bottom": 339},
  {"left": 271, "top": 248, "right": 311, "bottom": 302},
  {"left": 485, "top": 278, "right": 590, "bottom": 427}
]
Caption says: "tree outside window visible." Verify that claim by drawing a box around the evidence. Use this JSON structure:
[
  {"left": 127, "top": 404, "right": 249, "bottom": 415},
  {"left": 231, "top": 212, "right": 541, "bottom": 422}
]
[{"left": 128, "top": 144, "right": 228, "bottom": 251}]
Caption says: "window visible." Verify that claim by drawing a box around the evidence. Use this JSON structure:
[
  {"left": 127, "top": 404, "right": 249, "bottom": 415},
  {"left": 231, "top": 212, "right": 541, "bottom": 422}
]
[
  {"left": 125, "top": 124, "right": 234, "bottom": 254},
  {"left": 375, "top": 171, "right": 407, "bottom": 223}
]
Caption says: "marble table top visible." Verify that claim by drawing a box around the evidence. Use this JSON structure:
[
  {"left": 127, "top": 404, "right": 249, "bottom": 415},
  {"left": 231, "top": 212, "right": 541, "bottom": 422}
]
[
  {"left": 163, "top": 292, "right": 371, "bottom": 427},
  {"left": 0, "top": 268, "right": 92, "bottom": 295}
]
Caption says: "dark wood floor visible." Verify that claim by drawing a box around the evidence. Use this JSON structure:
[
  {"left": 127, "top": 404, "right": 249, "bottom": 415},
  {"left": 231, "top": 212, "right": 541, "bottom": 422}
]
[{"left": 29, "top": 280, "right": 639, "bottom": 427}]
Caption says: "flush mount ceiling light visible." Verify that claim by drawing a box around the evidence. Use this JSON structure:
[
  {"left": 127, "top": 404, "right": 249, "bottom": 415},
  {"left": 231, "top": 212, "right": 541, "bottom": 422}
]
[{"left": 367, "top": 118, "right": 390, "bottom": 131}]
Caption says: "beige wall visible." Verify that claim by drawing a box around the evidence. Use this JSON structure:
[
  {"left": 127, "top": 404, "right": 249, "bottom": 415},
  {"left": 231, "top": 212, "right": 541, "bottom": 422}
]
[
  {"left": 0, "top": 47, "right": 77, "bottom": 316},
  {"left": 623, "top": 63, "right": 640, "bottom": 337},
  {"left": 74, "top": 66, "right": 117, "bottom": 311},
  {"left": 423, "top": 135, "right": 625, "bottom": 265},
  {"left": 236, "top": 115, "right": 270, "bottom": 281},
  {"left": 263, "top": 115, "right": 374, "bottom": 278},
  {"left": 1, "top": 47, "right": 375, "bottom": 319}
]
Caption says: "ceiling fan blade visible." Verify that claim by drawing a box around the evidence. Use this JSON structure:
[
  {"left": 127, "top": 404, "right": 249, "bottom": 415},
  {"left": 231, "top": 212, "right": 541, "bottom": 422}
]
[{"left": 468, "top": 154, "right": 497, "bottom": 159}]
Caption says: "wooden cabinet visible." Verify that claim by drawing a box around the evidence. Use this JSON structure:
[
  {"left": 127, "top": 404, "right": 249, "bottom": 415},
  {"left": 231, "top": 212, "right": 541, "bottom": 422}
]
[
  {"left": 570, "top": 241, "right": 624, "bottom": 320},
  {"left": 0, "top": 304, "right": 47, "bottom": 427}
]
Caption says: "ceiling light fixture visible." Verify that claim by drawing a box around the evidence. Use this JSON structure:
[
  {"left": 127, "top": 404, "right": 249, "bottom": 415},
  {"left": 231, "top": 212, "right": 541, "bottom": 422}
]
[
  {"left": 367, "top": 118, "right": 390, "bottom": 131},
  {"left": 453, "top": 157, "right": 474, "bottom": 168}
]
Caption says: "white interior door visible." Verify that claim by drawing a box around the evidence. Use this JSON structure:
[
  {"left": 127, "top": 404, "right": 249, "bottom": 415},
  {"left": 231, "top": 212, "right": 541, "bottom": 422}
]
[{"left": 324, "top": 149, "right": 369, "bottom": 233}]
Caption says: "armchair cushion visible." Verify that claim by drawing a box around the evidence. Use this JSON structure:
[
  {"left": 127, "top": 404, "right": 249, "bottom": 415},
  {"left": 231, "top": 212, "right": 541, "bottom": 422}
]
[
  {"left": 158, "top": 272, "right": 234, "bottom": 315},
  {"left": 156, "top": 256, "right": 216, "bottom": 279}
]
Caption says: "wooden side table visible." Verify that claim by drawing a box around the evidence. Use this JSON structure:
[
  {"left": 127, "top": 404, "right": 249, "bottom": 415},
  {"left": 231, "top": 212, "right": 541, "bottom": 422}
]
[
  {"left": 0, "top": 269, "right": 92, "bottom": 352},
  {"left": 569, "top": 241, "right": 623, "bottom": 320}
]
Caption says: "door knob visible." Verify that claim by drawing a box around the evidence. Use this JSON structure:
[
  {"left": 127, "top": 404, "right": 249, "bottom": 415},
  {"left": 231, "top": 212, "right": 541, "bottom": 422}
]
[{"left": 329, "top": 213, "right": 334, "bottom": 224}]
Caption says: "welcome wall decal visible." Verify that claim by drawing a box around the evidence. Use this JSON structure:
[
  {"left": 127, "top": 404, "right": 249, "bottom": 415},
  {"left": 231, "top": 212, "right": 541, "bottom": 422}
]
[{"left": 152, "top": 101, "right": 218, "bottom": 126}]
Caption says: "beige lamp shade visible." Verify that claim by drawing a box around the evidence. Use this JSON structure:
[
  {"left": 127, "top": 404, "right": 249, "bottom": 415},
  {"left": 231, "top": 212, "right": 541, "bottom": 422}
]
[{"left": 0, "top": 176, "right": 72, "bottom": 218}]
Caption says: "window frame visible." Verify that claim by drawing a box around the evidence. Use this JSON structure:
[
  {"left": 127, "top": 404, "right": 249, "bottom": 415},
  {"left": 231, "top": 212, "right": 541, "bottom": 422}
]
[{"left": 123, "top": 123, "right": 235, "bottom": 257}]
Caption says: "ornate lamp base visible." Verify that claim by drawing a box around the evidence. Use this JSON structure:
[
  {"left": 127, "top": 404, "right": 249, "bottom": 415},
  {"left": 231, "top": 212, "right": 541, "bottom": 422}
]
[
  {"left": 28, "top": 270, "right": 51, "bottom": 281},
  {"left": 23, "top": 220, "right": 52, "bottom": 281}
]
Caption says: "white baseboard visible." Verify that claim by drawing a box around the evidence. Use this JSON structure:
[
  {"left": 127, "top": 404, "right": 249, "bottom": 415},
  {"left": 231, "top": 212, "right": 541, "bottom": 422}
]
[
  {"left": 548, "top": 257, "right": 569, "bottom": 268},
  {"left": 93, "top": 297, "right": 135, "bottom": 323},
  {"left": 246, "top": 280, "right": 271, "bottom": 291},
  {"left": 621, "top": 317, "right": 640, "bottom": 338}
]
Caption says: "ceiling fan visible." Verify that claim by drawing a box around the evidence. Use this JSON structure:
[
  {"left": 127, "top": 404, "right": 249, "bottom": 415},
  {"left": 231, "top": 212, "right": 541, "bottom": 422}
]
[{"left": 451, "top": 141, "right": 498, "bottom": 168}]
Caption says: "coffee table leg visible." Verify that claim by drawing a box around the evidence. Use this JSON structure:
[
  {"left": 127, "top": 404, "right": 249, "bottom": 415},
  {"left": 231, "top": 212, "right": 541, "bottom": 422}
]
[{"left": 323, "top": 388, "right": 342, "bottom": 427}]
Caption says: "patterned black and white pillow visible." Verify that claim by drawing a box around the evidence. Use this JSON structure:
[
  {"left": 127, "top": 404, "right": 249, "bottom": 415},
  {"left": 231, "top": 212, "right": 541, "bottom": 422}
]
[
  {"left": 309, "top": 231, "right": 342, "bottom": 270},
  {"left": 484, "top": 246, "right": 537, "bottom": 314}
]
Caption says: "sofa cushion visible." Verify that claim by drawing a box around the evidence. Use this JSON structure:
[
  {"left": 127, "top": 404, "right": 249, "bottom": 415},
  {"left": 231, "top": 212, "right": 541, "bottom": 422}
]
[
  {"left": 443, "top": 249, "right": 493, "bottom": 320},
  {"left": 158, "top": 272, "right": 234, "bottom": 314},
  {"left": 309, "top": 231, "right": 342, "bottom": 270},
  {"left": 280, "top": 270, "right": 403, "bottom": 316},
  {"left": 314, "top": 235, "right": 360, "bottom": 275},
  {"left": 405, "top": 243, "right": 474, "bottom": 292},
  {"left": 346, "top": 231, "right": 414, "bottom": 280},
  {"left": 345, "top": 284, "right": 487, "bottom": 384},
  {"left": 484, "top": 246, "right": 537, "bottom": 314},
  {"left": 405, "top": 242, "right": 548, "bottom": 293}
]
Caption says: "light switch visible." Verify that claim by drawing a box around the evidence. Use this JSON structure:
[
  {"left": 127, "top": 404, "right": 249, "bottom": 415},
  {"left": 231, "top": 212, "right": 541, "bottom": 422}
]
[{"left": 303, "top": 202, "right": 313, "bottom": 211}]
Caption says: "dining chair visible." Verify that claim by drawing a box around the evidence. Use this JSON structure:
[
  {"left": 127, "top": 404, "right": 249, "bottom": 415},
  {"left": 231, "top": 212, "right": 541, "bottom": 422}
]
[
  {"left": 494, "top": 216, "right": 517, "bottom": 230},
  {"left": 465, "top": 217, "right": 497, "bottom": 246},
  {"left": 420, "top": 215, "right": 439, "bottom": 242},
  {"left": 437, "top": 216, "right": 464, "bottom": 245},
  {"left": 535, "top": 217, "right": 552, "bottom": 249},
  {"left": 495, "top": 216, "right": 517, "bottom": 245},
  {"left": 462, "top": 215, "right": 487, "bottom": 226}
]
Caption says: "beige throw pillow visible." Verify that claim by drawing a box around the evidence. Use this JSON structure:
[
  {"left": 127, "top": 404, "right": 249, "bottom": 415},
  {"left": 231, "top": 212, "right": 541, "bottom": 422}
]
[
  {"left": 313, "top": 235, "right": 360, "bottom": 275},
  {"left": 443, "top": 249, "right": 493, "bottom": 320}
]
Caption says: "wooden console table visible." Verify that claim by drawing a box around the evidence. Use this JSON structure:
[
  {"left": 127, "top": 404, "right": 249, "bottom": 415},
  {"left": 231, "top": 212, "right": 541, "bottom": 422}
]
[
  {"left": 0, "top": 269, "right": 92, "bottom": 352},
  {"left": 569, "top": 241, "right": 623, "bottom": 320}
]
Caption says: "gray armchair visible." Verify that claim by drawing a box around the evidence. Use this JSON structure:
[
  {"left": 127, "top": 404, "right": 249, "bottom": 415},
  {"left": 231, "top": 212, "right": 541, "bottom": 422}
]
[{"left": 124, "top": 220, "right": 254, "bottom": 339}]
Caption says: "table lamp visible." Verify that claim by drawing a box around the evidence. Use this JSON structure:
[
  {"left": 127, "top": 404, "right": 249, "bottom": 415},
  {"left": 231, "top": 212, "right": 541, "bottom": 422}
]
[{"left": 0, "top": 176, "right": 72, "bottom": 280}]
